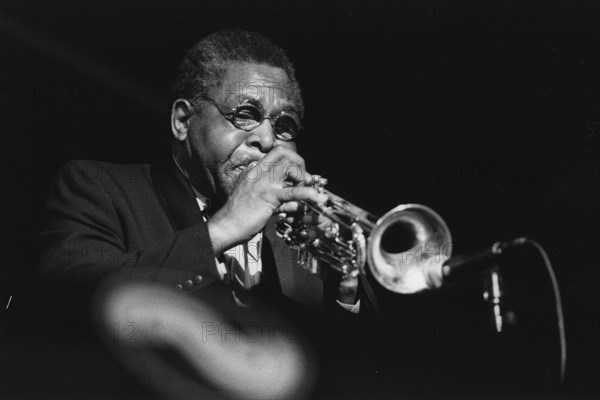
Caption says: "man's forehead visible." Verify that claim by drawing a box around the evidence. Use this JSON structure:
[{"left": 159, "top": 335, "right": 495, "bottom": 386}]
[
  {"left": 221, "top": 62, "right": 289, "bottom": 84},
  {"left": 212, "top": 62, "right": 298, "bottom": 108}
]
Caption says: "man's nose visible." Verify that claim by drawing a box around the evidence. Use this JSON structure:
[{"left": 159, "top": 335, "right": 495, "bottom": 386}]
[{"left": 246, "top": 119, "right": 275, "bottom": 153}]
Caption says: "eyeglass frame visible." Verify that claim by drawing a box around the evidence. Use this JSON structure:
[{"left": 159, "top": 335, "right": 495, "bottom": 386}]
[{"left": 190, "top": 96, "right": 302, "bottom": 141}]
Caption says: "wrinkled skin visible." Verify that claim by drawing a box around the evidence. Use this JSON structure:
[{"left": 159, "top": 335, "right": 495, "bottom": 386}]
[{"left": 171, "top": 62, "right": 358, "bottom": 304}]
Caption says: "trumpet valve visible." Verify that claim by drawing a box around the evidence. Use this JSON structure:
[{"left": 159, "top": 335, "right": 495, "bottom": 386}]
[
  {"left": 325, "top": 222, "right": 339, "bottom": 239},
  {"left": 310, "top": 175, "right": 328, "bottom": 190}
]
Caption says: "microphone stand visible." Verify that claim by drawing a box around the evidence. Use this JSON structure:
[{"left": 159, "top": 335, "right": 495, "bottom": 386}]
[
  {"left": 436, "top": 237, "right": 565, "bottom": 385},
  {"left": 482, "top": 265, "right": 505, "bottom": 334},
  {"left": 439, "top": 239, "right": 528, "bottom": 334}
]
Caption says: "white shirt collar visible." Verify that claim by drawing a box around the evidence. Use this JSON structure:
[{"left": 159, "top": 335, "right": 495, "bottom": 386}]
[{"left": 172, "top": 153, "right": 210, "bottom": 211}]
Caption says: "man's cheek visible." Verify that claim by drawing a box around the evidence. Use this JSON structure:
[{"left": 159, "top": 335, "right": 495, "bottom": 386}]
[{"left": 276, "top": 141, "right": 297, "bottom": 153}]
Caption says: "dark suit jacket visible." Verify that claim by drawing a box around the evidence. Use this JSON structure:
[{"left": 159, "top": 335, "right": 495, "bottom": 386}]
[
  {"left": 35, "top": 159, "right": 537, "bottom": 398},
  {"left": 38, "top": 159, "right": 324, "bottom": 314},
  {"left": 35, "top": 159, "right": 429, "bottom": 399}
]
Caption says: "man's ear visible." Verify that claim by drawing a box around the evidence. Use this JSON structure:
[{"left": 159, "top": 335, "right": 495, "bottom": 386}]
[{"left": 171, "top": 99, "right": 195, "bottom": 141}]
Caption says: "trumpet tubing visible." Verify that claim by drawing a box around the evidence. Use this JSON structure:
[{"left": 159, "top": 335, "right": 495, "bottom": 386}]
[{"left": 276, "top": 176, "right": 452, "bottom": 294}]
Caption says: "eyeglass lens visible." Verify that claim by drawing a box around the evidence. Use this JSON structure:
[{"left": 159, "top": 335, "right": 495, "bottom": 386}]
[{"left": 233, "top": 100, "right": 300, "bottom": 140}]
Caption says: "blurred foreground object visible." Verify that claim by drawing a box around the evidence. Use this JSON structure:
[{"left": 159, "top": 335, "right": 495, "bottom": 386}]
[{"left": 93, "top": 281, "right": 317, "bottom": 400}]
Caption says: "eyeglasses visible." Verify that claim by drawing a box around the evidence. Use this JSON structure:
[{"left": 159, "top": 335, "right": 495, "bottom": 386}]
[{"left": 196, "top": 97, "right": 302, "bottom": 141}]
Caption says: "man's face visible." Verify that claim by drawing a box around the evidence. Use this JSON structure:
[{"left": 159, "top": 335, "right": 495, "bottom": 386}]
[{"left": 185, "top": 62, "right": 300, "bottom": 200}]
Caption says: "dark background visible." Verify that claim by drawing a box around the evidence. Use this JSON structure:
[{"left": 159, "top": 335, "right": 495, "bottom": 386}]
[{"left": 1, "top": 0, "right": 598, "bottom": 399}]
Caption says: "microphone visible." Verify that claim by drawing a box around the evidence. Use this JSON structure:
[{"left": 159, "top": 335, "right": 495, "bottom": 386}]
[{"left": 439, "top": 237, "right": 529, "bottom": 284}]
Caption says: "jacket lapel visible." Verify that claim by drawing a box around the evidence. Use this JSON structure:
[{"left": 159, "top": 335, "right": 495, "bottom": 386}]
[{"left": 151, "top": 158, "right": 204, "bottom": 232}]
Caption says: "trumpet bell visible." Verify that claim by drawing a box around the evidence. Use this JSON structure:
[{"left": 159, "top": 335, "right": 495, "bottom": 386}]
[{"left": 367, "top": 204, "right": 452, "bottom": 294}]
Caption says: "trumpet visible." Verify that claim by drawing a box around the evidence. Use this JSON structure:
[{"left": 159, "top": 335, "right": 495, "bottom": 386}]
[{"left": 276, "top": 175, "right": 454, "bottom": 294}]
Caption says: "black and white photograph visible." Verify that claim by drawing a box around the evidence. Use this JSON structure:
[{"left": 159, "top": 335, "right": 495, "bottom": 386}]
[{"left": 1, "top": 1, "right": 598, "bottom": 399}]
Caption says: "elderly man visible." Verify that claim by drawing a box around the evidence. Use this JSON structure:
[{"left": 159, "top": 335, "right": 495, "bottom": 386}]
[{"left": 39, "top": 30, "right": 360, "bottom": 326}]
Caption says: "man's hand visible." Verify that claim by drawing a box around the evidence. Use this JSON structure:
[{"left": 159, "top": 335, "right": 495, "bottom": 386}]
[
  {"left": 207, "top": 145, "right": 327, "bottom": 256},
  {"left": 320, "top": 261, "right": 360, "bottom": 305},
  {"left": 206, "top": 145, "right": 359, "bottom": 306},
  {"left": 337, "top": 275, "right": 359, "bottom": 305}
]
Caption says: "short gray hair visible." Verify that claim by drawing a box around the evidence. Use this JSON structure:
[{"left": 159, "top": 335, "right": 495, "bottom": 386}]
[{"left": 171, "top": 29, "right": 304, "bottom": 116}]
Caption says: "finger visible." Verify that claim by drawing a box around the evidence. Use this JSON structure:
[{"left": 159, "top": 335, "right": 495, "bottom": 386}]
[
  {"left": 302, "top": 212, "right": 329, "bottom": 227},
  {"left": 305, "top": 219, "right": 336, "bottom": 241},
  {"left": 283, "top": 164, "right": 309, "bottom": 186},
  {"left": 301, "top": 212, "right": 322, "bottom": 226},
  {"left": 262, "top": 146, "right": 309, "bottom": 185},
  {"left": 267, "top": 145, "right": 306, "bottom": 168},
  {"left": 278, "top": 186, "right": 328, "bottom": 205},
  {"left": 306, "top": 224, "right": 330, "bottom": 240},
  {"left": 284, "top": 170, "right": 312, "bottom": 187},
  {"left": 277, "top": 201, "right": 305, "bottom": 214},
  {"left": 339, "top": 275, "right": 359, "bottom": 297},
  {"left": 339, "top": 273, "right": 359, "bottom": 285}
]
